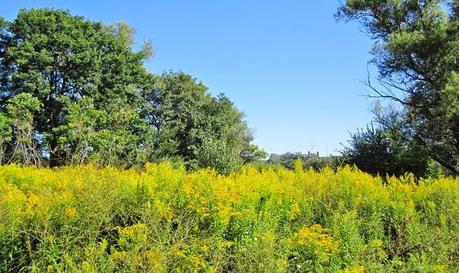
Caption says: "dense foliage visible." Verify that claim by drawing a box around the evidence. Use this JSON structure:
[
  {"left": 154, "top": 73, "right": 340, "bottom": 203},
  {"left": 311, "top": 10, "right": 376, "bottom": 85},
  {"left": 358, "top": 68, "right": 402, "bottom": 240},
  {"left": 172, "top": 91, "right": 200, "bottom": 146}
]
[
  {"left": 343, "top": 124, "right": 430, "bottom": 177},
  {"left": 0, "top": 9, "right": 265, "bottom": 173},
  {"left": 343, "top": 104, "right": 431, "bottom": 177},
  {"left": 1, "top": 163, "right": 458, "bottom": 272},
  {"left": 143, "top": 72, "right": 265, "bottom": 173},
  {"left": 338, "top": 0, "right": 459, "bottom": 174}
]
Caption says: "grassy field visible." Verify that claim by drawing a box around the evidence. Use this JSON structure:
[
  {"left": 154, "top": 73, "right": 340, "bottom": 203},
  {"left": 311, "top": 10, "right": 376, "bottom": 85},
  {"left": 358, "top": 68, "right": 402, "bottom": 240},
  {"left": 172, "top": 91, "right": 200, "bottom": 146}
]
[{"left": 1, "top": 162, "right": 458, "bottom": 272}]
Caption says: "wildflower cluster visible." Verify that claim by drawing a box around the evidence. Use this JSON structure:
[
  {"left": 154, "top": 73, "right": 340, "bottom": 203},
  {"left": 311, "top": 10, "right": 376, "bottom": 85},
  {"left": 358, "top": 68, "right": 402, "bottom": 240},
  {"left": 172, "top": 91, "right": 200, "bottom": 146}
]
[{"left": 0, "top": 163, "right": 458, "bottom": 272}]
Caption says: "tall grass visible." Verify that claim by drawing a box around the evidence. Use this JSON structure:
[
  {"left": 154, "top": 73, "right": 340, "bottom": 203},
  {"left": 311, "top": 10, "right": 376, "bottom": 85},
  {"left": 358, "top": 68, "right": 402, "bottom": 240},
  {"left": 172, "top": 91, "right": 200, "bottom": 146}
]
[{"left": 0, "top": 162, "right": 458, "bottom": 272}]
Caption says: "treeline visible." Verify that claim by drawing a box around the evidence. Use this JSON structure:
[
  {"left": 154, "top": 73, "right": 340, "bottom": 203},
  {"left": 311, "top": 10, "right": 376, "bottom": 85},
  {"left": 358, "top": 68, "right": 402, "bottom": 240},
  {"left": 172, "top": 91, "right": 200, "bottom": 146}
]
[
  {"left": 268, "top": 152, "right": 343, "bottom": 171},
  {"left": 0, "top": 9, "right": 266, "bottom": 173}
]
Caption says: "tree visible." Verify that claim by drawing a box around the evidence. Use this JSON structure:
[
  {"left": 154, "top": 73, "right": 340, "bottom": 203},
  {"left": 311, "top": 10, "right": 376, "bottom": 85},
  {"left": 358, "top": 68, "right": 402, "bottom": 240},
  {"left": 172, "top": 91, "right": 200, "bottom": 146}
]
[
  {"left": 338, "top": 0, "right": 459, "bottom": 174},
  {"left": 201, "top": 93, "right": 267, "bottom": 167},
  {"left": 343, "top": 124, "right": 430, "bottom": 177},
  {"left": 0, "top": 8, "right": 152, "bottom": 166},
  {"left": 343, "top": 104, "right": 430, "bottom": 177},
  {"left": 143, "top": 71, "right": 265, "bottom": 173}
]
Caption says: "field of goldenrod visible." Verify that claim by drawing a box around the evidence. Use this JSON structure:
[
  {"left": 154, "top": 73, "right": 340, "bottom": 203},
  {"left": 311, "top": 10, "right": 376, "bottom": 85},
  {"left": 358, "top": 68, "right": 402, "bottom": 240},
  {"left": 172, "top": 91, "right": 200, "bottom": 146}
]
[{"left": 0, "top": 162, "right": 458, "bottom": 272}]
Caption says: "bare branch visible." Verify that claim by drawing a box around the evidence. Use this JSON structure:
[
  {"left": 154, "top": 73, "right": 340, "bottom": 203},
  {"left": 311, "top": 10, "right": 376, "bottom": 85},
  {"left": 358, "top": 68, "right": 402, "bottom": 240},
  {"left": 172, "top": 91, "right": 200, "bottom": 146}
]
[{"left": 362, "top": 68, "right": 413, "bottom": 106}]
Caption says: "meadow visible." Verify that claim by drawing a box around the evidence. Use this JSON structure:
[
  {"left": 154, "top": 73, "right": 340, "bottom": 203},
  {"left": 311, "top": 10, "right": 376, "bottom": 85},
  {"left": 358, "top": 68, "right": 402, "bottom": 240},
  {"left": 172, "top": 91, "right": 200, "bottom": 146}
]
[{"left": 1, "top": 162, "right": 458, "bottom": 272}]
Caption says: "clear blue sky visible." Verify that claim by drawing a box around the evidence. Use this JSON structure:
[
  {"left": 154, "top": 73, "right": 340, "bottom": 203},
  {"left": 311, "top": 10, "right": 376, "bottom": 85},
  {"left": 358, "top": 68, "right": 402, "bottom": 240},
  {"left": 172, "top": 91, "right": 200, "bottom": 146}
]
[{"left": 4, "top": 0, "right": 377, "bottom": 156}]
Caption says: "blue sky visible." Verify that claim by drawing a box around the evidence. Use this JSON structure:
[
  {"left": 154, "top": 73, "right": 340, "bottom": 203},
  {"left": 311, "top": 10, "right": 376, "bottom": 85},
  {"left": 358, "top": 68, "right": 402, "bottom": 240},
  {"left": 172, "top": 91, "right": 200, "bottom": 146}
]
[{"left": 4, "top": 1, "right": 377, "bottom": 156}]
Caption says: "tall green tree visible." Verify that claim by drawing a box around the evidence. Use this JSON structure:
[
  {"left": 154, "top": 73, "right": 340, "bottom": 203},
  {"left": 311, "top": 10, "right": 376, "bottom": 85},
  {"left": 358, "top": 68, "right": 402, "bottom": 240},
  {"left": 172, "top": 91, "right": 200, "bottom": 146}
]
[
  {"left": 0, "top": 8, "right": 152, "bottom": 166},
  {"left": 338, "top": 0, "right": 459, "bottom": 174},
  {"left": 143, "top": 72, "right": 265, "bottom": 173}
]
